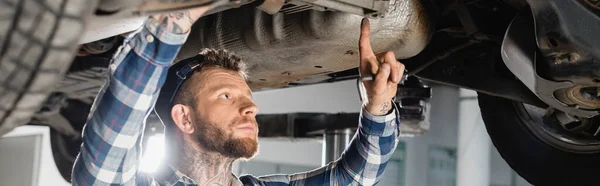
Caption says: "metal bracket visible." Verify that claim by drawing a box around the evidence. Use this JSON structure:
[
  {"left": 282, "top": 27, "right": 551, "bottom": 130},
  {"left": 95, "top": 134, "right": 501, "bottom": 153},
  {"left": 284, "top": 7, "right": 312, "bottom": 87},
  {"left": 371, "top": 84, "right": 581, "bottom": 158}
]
[
  {"left": 285, "top": 0, "right": 390, "bottom": 18},
  {"left": 412, "top": 37, "right": 548, "bottom": 108},
  {"left": 501, "top": 8, "right": 599, "bottom": 118}
]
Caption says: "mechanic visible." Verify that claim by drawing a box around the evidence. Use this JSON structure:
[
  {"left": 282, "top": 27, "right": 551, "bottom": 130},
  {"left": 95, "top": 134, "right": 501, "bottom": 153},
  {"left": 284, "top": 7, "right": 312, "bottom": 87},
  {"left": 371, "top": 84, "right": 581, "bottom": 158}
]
[{"left": 71, "top": 5, "right": 405, "bottom": 186}]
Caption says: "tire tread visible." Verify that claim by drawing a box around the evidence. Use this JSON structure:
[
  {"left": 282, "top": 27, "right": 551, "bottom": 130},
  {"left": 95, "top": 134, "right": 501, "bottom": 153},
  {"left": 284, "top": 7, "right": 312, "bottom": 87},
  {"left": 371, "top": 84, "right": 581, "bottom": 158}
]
[
  {"left": 478, "top": 93, "right": 600, "bottom": 185},
  {"left": 0, "top": 0, "right": 95, "bottom": 135}
]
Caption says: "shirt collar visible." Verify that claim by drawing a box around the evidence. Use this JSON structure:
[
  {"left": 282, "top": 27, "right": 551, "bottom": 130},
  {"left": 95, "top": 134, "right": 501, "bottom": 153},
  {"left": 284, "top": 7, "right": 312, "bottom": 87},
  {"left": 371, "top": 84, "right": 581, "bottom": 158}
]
[{"left": 152, "top": 164, "right": 244, "bottom": 186}]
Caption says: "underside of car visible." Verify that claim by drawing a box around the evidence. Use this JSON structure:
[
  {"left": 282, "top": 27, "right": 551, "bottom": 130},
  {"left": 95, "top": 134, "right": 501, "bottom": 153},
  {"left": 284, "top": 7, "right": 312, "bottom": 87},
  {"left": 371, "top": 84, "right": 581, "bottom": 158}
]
[{"left": 1, "top": 0, "right": 600, "bottom": 185}]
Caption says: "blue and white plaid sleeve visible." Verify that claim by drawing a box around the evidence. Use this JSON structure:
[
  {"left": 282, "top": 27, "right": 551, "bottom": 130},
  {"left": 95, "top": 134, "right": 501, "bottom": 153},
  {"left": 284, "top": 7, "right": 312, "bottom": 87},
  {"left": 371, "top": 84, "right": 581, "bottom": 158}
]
[
  {"left": 71, "top": 18, "right": 188, "bottom": 186},
  {"left": 241, "top": 106, "right": 401, "bottom": 186}
]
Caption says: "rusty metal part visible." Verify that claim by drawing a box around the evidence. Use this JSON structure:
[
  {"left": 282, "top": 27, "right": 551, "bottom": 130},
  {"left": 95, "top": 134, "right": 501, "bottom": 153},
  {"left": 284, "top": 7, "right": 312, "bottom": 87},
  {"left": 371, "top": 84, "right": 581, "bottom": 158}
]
[
  {"left": 76, "top": 49, "right": 91, "bottom": 56},
  {"left": 501, "top": 7, "right": 599, "bottom": 118},
  {"left": 257, "top": 0, "right": 285, "bottom": 14},
  {"left": 78, "top": 37, "right": 118, "bottom": 56},
  {"left": 552, "top": 52, "right": 581, "bottom": 64},
  {"left": 555, "top": 85, "right": 600, "bottom": 110},
  {"left": 178, "top": 0, "right": 433, "bottom": 91},
  {"left": 526, "top": 0, "right": 600, "bottom": 84}
]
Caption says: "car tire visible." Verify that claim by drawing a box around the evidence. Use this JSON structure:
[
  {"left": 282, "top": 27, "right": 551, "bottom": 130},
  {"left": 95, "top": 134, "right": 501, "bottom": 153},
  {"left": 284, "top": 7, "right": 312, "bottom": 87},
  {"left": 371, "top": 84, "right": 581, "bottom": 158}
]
[
  {"left": 478, "top": 93, "right": 600, "bottom": 185},
  {"left": 0, "top": 0, "right": 97, "bottom": 135}
]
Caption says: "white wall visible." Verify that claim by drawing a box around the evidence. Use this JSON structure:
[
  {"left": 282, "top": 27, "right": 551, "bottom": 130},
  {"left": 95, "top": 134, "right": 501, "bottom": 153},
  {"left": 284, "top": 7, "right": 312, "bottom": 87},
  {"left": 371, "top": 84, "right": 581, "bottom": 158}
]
[
  {"left": 246, "top": 80, "right": 463, "bottom": 186},
  {"left": 253, "top": 80, "right": 363, "bottom": 114},
  {"left": 0, "top": 126, "right": 70, "bottom": 186}
]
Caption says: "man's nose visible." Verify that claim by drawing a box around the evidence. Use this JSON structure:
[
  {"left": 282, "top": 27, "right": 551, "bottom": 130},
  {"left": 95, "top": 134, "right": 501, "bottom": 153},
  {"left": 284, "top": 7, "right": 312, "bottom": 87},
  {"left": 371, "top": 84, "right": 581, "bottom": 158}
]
[{"left": 240, "top": 99, "right": 259, "bottom": 117}]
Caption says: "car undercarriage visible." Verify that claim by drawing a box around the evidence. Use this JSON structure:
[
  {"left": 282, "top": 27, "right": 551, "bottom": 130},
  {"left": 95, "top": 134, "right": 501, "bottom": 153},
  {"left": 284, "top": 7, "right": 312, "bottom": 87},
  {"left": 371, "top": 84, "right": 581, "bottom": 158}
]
[{"left": 2, "top": 0, "right": 600, "bottom": 185}]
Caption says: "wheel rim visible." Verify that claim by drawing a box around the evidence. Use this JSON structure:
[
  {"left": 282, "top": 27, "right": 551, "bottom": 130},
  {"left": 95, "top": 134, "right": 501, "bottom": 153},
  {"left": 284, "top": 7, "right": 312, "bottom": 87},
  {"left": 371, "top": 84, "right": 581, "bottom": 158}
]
[{"left": 514, "top": 102, "right": 600, "bottom": 153}]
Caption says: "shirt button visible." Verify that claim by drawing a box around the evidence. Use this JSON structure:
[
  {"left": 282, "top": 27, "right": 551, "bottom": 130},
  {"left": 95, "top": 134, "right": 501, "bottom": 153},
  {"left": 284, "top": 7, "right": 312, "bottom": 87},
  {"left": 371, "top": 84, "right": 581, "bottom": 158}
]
[{"left": 146, "top": 34, "right": 154, "bottom": 43}]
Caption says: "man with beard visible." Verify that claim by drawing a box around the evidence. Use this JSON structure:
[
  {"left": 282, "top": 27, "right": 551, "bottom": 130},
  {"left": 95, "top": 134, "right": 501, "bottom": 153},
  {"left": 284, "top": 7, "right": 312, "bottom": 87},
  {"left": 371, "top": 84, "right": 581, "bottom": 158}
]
[{"left": 72, "top": 5, "right": 404, "bottom": 186}]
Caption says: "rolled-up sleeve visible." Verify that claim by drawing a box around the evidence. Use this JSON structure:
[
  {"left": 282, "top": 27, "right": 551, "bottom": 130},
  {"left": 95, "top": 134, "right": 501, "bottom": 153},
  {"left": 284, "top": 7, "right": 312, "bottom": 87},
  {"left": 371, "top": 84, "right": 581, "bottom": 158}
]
[
  {"left": 71, "top": 18, "right": 189, "bottom": 186},
  {"left": 243, "top": 104, "right": 401, "bottom": 186}
]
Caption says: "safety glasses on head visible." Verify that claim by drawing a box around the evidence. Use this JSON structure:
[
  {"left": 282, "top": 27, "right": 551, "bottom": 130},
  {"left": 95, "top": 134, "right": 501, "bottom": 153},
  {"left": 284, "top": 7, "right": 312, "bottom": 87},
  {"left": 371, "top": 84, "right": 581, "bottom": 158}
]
[{"left": 154, "top": 54, "right": 205, "bottom": 126}]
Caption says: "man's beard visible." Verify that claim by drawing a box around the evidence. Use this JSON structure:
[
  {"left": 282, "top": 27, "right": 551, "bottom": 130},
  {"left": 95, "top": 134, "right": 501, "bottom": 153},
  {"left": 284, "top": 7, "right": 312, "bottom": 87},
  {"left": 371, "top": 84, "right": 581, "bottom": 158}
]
[{"left": 192, "top": 114, "right": 258, "bottom": 159}]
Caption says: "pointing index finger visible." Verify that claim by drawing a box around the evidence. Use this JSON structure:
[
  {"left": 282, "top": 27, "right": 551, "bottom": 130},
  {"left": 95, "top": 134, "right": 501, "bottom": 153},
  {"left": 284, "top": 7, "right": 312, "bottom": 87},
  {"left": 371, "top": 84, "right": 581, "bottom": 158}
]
[{"left": 359, "top": 18, "right": 374, "bottom": 56}]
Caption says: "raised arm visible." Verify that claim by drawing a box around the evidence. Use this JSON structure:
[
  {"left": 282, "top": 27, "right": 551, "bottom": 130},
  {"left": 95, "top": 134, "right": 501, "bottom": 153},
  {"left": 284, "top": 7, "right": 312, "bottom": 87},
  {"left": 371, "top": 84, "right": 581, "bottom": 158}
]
[
  {"left": 71, "top": 8, "right": 211, "bottom": 185},
  {"left": 240, "top": 18, "right": 404, "bottom": 185},
  {"left": 241, "top": 106, "right": 400, "bottom": 185}
]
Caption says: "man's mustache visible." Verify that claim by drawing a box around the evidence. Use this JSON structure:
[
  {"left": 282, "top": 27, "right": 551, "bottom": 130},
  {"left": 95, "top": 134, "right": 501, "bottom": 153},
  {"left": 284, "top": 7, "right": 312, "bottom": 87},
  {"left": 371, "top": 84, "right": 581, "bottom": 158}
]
[{"left": 230, "top": 117, "right": 258, "bottom": 128}]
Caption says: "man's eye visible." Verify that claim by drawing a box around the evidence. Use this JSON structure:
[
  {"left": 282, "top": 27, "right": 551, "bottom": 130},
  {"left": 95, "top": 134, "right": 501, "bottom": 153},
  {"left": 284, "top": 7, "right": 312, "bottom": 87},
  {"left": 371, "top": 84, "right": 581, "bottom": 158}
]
[{"left": 219, "top": 94, "right": 230, "bottom": 99}]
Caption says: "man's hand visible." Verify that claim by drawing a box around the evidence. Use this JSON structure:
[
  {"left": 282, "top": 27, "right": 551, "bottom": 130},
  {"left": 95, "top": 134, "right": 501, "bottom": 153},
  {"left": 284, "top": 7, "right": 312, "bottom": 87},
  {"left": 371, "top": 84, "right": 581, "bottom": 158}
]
[
  {"left": 359, "top": 18, "right": 405, "bottom": 116},
  {"left": 149, "top": 6, "right": 214, "bottom": 34}
]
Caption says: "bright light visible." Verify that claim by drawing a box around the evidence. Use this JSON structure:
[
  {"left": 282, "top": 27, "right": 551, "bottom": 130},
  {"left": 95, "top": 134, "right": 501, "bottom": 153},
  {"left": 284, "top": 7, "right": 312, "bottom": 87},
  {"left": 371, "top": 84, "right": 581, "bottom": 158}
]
[{"left": 140, "top": 134, "right": 165, "bottom": 173}]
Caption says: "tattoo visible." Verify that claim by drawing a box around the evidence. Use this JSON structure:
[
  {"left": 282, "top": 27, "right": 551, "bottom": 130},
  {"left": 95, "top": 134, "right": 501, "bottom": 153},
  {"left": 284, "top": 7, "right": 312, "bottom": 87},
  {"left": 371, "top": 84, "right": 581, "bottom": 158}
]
[
  {"left": 170, "top": 11, "right": 194, "bottom": 25},
  {"left": 172, "top": 139, "right": 238, "bottom": 186},
  {"left": 184, "top": 11, "right": 194, "bottom": 24},
  {"left": 160, "top": 16, "right": 169, "bottom": 27},
  {"left": 172, "top": 23, "right": 184, "bottom": 34},
  {"left": 169, "top": 12, "right": 185, "bottom": 20},
  {"left": 379, "top": 101, "right": 391, "bottom": 115},
  {"left": 150, "top": 10, "right": 194, "bottom": 34}
]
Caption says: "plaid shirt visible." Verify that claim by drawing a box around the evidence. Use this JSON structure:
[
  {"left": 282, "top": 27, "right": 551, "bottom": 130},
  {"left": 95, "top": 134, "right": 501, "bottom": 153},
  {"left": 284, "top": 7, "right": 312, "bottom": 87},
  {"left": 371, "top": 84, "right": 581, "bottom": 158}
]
[{"left": 72, "top": 18, "right": 402, "bottom": 186}]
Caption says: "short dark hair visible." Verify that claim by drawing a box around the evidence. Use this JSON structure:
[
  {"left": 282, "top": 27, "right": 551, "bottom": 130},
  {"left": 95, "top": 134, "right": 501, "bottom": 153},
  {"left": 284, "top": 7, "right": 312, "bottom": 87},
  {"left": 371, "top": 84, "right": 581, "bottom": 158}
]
[{"left": 171, "top": 48, "right": 248, "bottom": 110}]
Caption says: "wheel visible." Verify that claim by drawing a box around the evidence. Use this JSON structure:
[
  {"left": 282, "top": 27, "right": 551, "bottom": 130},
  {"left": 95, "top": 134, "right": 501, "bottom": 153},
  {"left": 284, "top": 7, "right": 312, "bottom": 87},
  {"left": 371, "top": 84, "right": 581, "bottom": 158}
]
[
  {"left": 478, "top": 93, "right": 600, "bottom": 185},
  {"left": 0, "top": 0, "right": 98, "bottom": 135}
]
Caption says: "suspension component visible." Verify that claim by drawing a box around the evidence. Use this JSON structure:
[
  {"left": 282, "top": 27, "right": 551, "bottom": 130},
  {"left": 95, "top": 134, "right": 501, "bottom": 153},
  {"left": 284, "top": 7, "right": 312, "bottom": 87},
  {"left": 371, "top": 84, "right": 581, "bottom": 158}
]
[{"left": 395, "top": 76, "right": 432, "bottom": 136}]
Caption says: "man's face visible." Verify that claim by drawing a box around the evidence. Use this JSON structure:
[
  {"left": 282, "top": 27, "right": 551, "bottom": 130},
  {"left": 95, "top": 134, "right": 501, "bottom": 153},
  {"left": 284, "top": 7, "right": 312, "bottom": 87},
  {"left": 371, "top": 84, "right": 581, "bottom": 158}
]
[{"left": 190, "top": 67, "right": 259, "bottom": 159}]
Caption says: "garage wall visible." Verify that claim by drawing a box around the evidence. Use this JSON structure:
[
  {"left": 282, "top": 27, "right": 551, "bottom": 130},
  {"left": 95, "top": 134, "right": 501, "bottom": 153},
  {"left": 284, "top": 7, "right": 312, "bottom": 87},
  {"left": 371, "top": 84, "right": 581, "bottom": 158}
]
[
  {"left": 0, "top": 135, "right": 39, "bottom": 186},
  {"left": 245, "top": 80, "right": 462, "bottom": 186},
  {"left": 0, "top": 126, "right": 70, "bottom": 186}
]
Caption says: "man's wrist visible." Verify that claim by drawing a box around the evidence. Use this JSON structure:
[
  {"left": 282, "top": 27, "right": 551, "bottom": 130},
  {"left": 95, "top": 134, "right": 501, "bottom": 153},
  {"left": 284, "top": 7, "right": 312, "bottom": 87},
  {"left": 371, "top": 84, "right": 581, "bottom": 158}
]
[
  {"left": 364, "top": 100, "right": 394, "bottom": 116},
  {"left": 360, "top": 100, "right": 398, "bottom": 137},
  {"left": 149, "top": 12, "right": 194, "bottom": 35},
  {"left": 148, "top": 6, "right": 213, "bottom": 35}
]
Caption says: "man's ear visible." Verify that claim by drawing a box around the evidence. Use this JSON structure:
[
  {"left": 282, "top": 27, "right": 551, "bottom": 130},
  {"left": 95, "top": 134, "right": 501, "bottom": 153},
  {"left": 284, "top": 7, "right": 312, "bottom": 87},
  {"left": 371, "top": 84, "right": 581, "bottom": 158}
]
[{"left": 171, "top": 104, "right": 195, "bottom": 134}]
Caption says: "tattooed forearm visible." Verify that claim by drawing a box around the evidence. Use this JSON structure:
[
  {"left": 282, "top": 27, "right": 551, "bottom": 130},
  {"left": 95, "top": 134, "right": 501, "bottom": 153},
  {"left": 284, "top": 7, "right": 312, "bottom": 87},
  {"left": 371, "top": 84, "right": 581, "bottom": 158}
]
[
  {"left": 167, "top": 11, "right": 193, "bottom": 24},
  {"left": 150, "top": 10, "right": 196, "bottom": 34},
  {"left": 379, "top": 101, "right": 391, "bottom": 115},
  {"left": 159, "top": 16, "right": 169, "bottom": 27},
  {"left": 147, "top": 5, "right": 213, "bottom": 34},
  {"left": 170, "top": 12, "right": 184, "bottom": 19},
  {"left": 172, "top": 23, "right": 184, "bottom": 34},
  {"left": 184, "top": 11, "right": 193, "bottom": 24}
]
